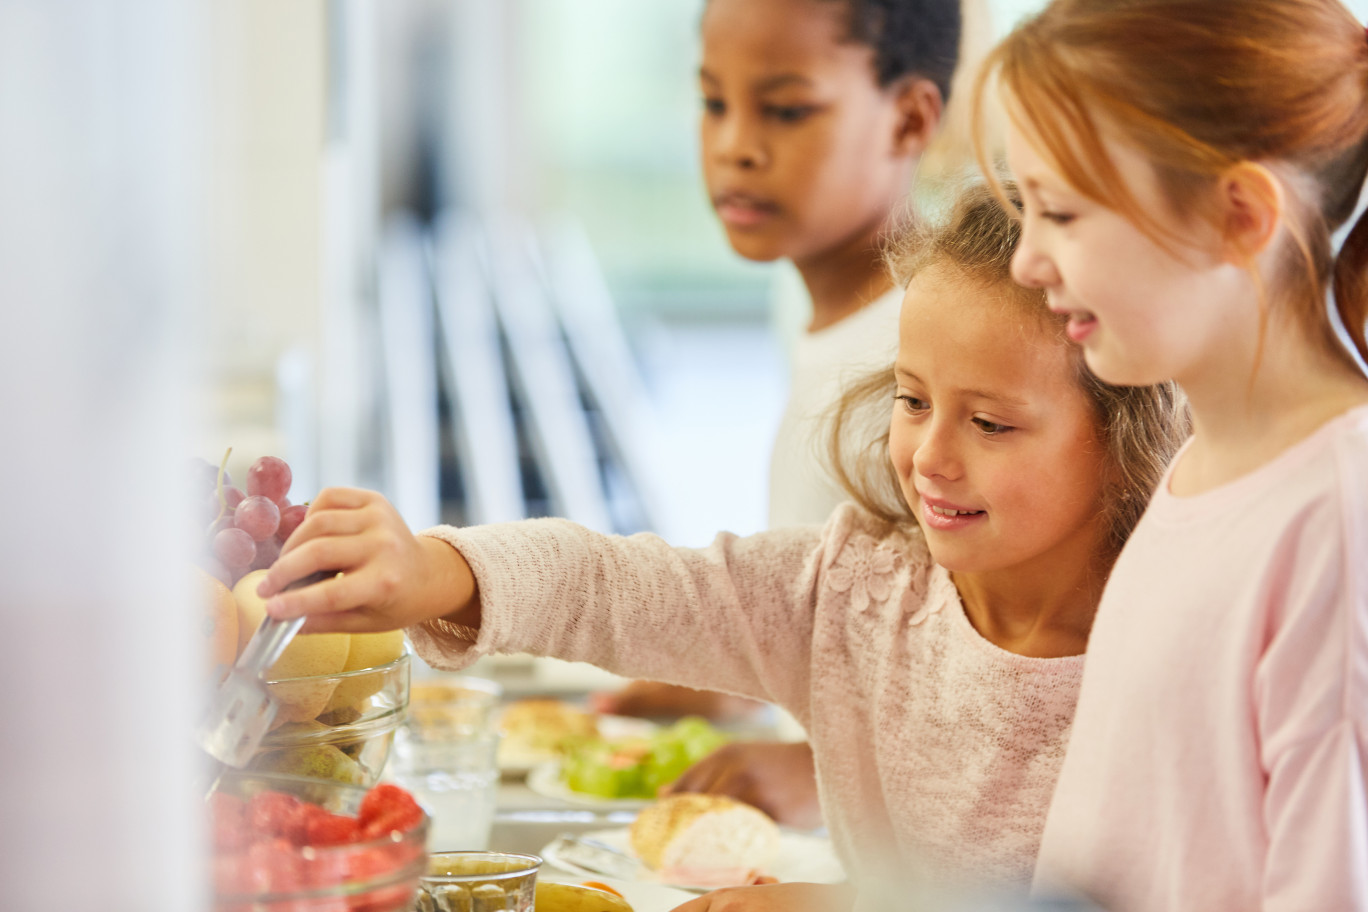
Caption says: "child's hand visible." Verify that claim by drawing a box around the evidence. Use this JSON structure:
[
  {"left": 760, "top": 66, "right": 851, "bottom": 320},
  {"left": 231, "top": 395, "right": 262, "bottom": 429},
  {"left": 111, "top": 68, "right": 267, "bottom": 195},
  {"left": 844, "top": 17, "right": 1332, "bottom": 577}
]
[
  {"left": 254, "top": 487, "right": 476, "bottom": 635},
  {"left": 590, "top": 680, "right": 766, "bottom": 724},
  {"left": 664, "top": 740, "right": 822, "bottom": 830}
]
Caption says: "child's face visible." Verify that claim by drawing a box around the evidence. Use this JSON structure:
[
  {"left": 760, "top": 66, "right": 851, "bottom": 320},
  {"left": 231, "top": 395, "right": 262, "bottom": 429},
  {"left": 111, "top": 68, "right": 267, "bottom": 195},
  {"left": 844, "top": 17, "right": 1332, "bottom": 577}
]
[
  {"left": 1005, "top": 120, "right": 1237, "bottom": 388},
  {"left": 698, "top": 0, "right": 926, "bottom": 265},
  {"left": 889, "top": 265, "right": 1111, "bottom": 578}
]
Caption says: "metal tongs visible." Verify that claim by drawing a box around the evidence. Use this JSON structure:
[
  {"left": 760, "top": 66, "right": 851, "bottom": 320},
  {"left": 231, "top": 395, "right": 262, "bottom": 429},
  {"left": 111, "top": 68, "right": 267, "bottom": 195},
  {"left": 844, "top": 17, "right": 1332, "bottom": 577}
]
[
  {"left": 196, "top": 570, "right": 332, "bottom": 773},
  {"left": 543, "top": 832, "right": 645, "bottom": 880}
]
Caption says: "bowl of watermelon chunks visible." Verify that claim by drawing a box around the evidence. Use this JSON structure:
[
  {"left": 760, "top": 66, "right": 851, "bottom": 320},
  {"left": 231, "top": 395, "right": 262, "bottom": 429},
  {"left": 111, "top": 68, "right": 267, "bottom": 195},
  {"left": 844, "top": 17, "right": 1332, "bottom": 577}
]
[{"left": 209, "top": 771, "right": 429, "bottom": 912}]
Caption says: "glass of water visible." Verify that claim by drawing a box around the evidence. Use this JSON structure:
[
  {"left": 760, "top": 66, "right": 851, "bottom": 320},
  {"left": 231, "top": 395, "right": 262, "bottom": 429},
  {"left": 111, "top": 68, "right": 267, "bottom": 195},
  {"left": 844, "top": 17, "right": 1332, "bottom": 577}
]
[{"left": 387, "top": 726, "right": 501, "bottom": 852}]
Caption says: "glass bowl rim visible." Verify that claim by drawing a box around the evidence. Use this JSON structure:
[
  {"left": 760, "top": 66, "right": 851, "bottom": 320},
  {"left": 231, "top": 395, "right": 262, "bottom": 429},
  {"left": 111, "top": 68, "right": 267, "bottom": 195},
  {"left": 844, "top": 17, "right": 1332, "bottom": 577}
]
[
  {"left": 420, "top": 850, "right": 544, "bottom": 883},
  {"left": 263, "top": 645, "right": 411, "bottom": 686}
]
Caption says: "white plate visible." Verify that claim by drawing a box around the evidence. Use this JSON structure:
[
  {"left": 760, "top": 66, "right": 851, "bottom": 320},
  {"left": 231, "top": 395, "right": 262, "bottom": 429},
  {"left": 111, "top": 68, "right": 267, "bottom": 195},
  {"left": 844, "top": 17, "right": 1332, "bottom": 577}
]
[
  {"left": 540, "top": 826, "right": 847, "bottom": 893},
  {"left": 540, "top": 875, "right": 695, "bottom": 912},
  {"left": 525, "top": 761, "right": 655, "bottom": 810}
]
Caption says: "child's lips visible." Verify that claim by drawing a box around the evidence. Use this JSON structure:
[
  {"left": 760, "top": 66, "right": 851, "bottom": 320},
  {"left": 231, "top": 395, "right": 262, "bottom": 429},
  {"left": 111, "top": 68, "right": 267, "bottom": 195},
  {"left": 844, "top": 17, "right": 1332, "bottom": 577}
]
[
  {"left": 713, "top": 191, "right": 778, "bottom": 228},
  {"left": 918, "top": 494, "right": 987, "bottom": 531},
  {"left": 1065, "top": 310, "right": 1098, "bottom": 343},
  {"left": 1050, "top": 301, "right": 1099, "bottom": 343}
]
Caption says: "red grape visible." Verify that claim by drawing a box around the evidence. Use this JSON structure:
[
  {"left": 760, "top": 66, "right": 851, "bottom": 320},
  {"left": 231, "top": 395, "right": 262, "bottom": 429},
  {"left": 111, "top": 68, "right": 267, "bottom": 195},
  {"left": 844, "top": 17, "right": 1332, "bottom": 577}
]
[
  {"left": 190, "top": 457, "right": 233, "bottom": 492},
  {"left": 205, "top": 491, "right": 225, "bottom": 525},
  {"left": 213, "top": 527, "right": 256, "bottom": 571},
  {"left": 223, "top": 485, "right": 246, "bottom": 511},
  {"left": 247, "top": 456, "right": 292, "bottom": 505},
  {"left": 250, "top": 537, "right": 281, "bottom": 571},
  {"left": 276, "top": 504, "right": 308, "bottom": 544},
  {"left": 234, "top": 495, "right": 281, "bottom": 542}
]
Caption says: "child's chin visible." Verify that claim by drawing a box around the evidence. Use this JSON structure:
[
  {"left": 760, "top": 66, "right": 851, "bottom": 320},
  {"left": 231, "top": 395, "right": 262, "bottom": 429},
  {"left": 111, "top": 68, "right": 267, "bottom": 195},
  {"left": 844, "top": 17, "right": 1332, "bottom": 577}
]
[
  {"left": 922, "top": 544, "right": 988, "bottom": 575},
  {"left": 722, "top": 233, "right": 785, "bottom": 263}
]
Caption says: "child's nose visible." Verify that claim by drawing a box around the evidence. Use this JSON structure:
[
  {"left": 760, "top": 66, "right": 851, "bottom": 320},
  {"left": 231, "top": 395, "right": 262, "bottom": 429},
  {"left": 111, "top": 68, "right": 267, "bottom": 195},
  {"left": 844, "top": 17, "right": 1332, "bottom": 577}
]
[
  {"left": 715, "top": 117, "right": 766, "bottom": 170},
  {"left": 1010, "top": 234, "right": 1058, "bottom": 289},
  {"left": 913, "top": 422, "right": 962, "bottom": 481}
]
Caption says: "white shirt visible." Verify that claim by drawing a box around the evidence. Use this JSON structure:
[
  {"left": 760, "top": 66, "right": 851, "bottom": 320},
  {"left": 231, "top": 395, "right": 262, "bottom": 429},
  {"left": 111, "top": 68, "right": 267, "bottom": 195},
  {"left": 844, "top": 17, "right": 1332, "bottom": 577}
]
[{"left": 767, "top": 286, "right": 902, "bottom": 528}]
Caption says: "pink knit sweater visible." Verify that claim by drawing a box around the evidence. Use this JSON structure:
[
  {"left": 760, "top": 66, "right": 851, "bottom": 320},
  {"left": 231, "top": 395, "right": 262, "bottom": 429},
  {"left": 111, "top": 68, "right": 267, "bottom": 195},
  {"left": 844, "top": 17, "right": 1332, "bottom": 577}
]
[{"left": 410, "top": 505, "right": 1083, "bottom": 891}]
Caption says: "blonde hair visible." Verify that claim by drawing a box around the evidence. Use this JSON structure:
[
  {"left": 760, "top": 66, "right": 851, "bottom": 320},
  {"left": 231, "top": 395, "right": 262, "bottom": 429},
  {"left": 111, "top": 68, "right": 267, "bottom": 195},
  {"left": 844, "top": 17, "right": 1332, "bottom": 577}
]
[
  {"left": 828, "top": 180, "right": 1190, "bottom": 556},
  {"left": 972, "top": 0, "right": 1368, "bottom": 371}
]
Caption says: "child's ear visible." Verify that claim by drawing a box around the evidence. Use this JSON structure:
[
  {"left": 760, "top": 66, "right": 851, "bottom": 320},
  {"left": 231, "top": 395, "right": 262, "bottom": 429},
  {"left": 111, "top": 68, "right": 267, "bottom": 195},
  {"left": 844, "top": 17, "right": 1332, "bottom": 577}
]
[
  {"left": 891, "top": 77, "right": 944, "bottom": 156},
  {"left": 1218, "top": 162, "right": 1285, "bottom": 265}
]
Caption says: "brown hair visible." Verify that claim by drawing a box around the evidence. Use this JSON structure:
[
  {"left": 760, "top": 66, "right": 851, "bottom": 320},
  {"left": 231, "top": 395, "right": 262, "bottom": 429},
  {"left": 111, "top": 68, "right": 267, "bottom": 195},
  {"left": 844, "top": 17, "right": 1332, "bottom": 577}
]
[
  {"left": 972, "top": 0, "right": 1368, "bottom": 371},
  {"left": 827, "top": 180, "right": 1189, "bottom": 556}
]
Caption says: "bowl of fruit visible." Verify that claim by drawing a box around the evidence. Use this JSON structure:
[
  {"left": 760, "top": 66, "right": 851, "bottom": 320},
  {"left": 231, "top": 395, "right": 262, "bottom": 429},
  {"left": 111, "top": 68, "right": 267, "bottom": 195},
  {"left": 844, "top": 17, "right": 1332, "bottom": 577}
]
[
  {"left": 209, "top": 771, "right": 429, "bottom": 912},
  {"left": 248, "top": 648, "right": 412, "bottom": 786},
  {"left": 194, "top": 452, "right": 411, "bottom": 786}
]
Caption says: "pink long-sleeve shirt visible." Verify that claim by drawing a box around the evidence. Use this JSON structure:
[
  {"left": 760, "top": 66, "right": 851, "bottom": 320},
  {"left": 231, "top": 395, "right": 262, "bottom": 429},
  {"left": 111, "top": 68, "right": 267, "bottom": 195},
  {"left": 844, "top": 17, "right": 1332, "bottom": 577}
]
[
  {"left": 409, "top": 504, "right": 1083, "bottom": 891},
  {"left": 1033, "top": 405, "right": 1368, "bottom": 911}
]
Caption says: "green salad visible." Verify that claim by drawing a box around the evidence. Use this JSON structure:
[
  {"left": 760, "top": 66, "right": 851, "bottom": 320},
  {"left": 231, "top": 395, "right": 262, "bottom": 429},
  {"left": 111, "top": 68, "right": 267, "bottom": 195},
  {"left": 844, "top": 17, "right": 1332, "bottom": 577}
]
[{"left": 559, "top": 716, "right": 730, "bottom": 799}]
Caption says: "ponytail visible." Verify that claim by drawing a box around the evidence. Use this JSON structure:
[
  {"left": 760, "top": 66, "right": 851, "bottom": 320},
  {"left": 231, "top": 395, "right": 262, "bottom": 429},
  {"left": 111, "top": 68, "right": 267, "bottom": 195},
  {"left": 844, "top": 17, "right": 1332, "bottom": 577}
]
[{"left": 1332, "top": 191, "right": 1368, "bottom": 370}]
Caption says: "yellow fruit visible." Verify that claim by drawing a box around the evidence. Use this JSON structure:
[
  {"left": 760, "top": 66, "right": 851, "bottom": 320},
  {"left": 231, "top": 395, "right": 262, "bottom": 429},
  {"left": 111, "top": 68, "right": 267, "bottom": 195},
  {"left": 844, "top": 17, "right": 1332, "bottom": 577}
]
[
  {"left": 251, "top": 724, "right": 367, "bottom": 785},
  {"left": 322, "top": 629, "right": 406, "bottom": 713},
  {"left": 343, "top": 629, "right": 405, "bottom": 671},
  {"left": 232, "top": 569, "right": 351, "bottom": 722},
  {"left": 533, "top": 881, "right": 634, "bottom": 912},
  {"left": 196, "top": 566, "right": 239, "bottom": 676}
]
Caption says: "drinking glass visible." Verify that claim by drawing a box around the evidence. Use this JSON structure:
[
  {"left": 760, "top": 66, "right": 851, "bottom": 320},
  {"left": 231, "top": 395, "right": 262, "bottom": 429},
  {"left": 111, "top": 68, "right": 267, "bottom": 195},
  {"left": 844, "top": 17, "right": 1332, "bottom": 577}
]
[
  {"left": 413, "top": 850, "right": 541, "bottom": 912},
  {"left": 388, "top": 726, "right": 501, "bottom": 852}
]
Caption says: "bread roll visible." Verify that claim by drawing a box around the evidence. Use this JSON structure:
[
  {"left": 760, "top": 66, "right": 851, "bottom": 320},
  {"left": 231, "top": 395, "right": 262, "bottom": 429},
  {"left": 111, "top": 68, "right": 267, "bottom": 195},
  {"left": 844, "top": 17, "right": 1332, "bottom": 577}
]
[{"left": 629, "top": 794, "right": 780, "bottom": 878}]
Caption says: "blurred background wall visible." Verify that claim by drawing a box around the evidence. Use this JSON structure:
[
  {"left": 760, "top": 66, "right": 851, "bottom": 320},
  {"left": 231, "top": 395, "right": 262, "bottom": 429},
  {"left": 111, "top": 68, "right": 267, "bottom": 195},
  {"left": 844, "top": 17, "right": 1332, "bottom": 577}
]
[{"left": 197, "top": 0, "right": 1062, "bottom": 549}]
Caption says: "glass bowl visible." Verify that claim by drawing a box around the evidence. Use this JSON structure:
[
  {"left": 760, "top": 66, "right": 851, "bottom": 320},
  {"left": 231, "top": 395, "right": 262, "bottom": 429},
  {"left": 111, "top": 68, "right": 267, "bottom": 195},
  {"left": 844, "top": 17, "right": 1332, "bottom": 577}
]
[
  {"left": 209, "top": 770, "right": 429, "bottom": 912},
  {"left": 413, "top": 851, "right": 541, "bottom": 912},
  {"left": 246, "top": 652, "right": 411, "bottom": 787}
]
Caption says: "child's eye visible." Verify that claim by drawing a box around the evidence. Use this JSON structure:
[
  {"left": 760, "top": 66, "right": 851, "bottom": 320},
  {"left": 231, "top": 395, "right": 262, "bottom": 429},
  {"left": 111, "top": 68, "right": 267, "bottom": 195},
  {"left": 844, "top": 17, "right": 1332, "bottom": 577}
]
[
  {"left": 1041, "top": 210, "right": 1075, "bottom": 226},
  {"left": 973, "top": 417, "right": 1014, "bottom": 435},
  {"left": 702, "top": 97, "right": 725, "bottom": 116},
  {"left": 895, "top": 395, "right": 928, "bottom": 414},
  {"left": 764, "top": 104, "right": 814, "bottom": 124}
]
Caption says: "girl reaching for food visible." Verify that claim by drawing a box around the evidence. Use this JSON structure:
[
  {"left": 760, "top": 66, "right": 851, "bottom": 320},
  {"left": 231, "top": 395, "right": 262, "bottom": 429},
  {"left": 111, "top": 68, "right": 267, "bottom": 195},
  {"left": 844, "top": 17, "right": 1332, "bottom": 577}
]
[{"left": 256, "top": 181, "right": 1186, "bottom": 904}]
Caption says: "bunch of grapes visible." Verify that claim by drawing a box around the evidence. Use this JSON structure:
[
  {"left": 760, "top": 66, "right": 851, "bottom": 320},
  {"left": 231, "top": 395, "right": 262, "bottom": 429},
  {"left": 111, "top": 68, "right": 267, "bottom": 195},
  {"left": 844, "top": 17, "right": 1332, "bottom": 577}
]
[{"left": 192, "top": 451, "right": 307, "bottom": 587}]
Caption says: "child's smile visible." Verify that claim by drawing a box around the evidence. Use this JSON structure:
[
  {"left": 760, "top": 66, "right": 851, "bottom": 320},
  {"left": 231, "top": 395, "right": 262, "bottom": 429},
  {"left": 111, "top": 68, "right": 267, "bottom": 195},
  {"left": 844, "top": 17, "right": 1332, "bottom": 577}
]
[
  {"left": 919, "top": 492, "right": 988, "bottom": 531},
  {"left": 889, "top": 264, "right": 1111, "bottom": 579},
  {"left": 1006, "top": 121, "right": 1241, "bottom": 390}
]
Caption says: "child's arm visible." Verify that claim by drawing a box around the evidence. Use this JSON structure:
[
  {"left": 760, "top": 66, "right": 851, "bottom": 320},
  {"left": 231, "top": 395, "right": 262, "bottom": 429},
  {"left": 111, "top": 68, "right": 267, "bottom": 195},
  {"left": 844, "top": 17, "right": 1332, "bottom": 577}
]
[
  {"left": 1257, "top": 585, "right": 1368, "bottom": 908},
  {"left": 407, "top": 511, "right": 821, "bottom": 708},
  {"left": 256, "top": 487, "right": 482, "bottom": 633},
  {"left": 257, "top": 485, "right": 824, "bottom": 711}
]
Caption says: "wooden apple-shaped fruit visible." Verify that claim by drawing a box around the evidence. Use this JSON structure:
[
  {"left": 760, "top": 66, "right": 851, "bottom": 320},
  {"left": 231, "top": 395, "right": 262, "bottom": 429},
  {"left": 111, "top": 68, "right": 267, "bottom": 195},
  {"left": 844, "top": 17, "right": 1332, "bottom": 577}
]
[{"left": 232, "top": 569, "right": 351, "bottom": 723}]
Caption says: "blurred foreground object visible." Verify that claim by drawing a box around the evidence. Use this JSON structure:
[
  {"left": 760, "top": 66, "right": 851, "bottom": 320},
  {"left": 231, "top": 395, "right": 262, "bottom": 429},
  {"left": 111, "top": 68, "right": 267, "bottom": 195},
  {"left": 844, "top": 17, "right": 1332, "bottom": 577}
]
[{"left": 0, "top": 0, "right": 208, "bottom": 908}]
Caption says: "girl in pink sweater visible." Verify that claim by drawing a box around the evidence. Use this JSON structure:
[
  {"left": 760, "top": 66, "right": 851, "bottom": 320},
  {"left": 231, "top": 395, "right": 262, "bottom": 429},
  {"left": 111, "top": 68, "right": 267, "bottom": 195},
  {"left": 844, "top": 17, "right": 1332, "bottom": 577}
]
[
  {"left": 976, "top": 0, "right": 1368, "bottom": 908},
  {"left": 258, "top": 184, "right": 1185, "bottom": 904}
]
